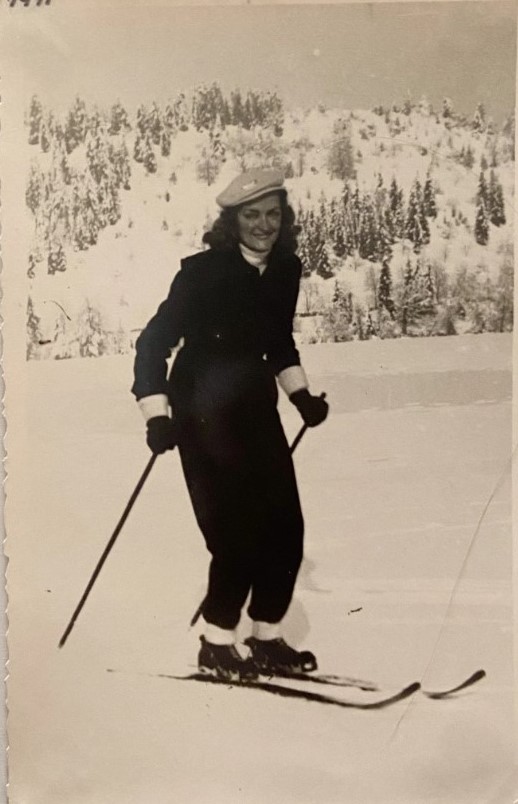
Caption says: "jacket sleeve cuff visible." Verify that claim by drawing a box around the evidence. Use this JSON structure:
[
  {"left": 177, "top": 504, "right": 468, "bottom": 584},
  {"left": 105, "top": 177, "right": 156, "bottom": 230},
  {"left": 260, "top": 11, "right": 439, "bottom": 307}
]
[
  {"left": 277, "top": 365, "right": 309, "bottom": 397},
  {"left": 138, "top": 394, "right": 170, "bottom": 422}
]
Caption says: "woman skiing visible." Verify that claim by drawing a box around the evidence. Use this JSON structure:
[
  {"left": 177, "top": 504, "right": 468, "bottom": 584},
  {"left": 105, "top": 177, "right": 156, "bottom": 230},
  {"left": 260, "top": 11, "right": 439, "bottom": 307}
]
[{"left": 132, "top": 168, "right": 328, "bottom": 681}]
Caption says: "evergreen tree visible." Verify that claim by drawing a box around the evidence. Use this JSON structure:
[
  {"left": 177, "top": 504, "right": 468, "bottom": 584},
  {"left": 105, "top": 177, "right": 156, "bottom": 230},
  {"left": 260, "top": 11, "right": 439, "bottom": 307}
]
[
  {"left": 47, "top": 243, "right": 67, "bottom": 275},
  {"left": 231, "top": 90, "right": 244, "bottom": 126},
  {"left": 489, "top": 141, "right": 499, "bottom": 168},
  {"left": 476, "top": 170, "right": 489, "bottom": 208},
  {"left": 495, "top": 252, "right": 514, "bottom": 332},
  {"left": 324, "top": 282, "right": 355, "bottom": 341},
  {"left": 373, "top": 172, "right": 386, "bottom": 215},
  {"left": 442, "top": 97, "right": 454, "bottom": 119},
  {"left": 317, "top": 193, "right": 329, "bottom": 239},
  {"left": 332, "top": 282, "right": 353, "bottom": 320},
  {"left": 315, "top": 239, "right": 333, "bottom": 279},
  {"left": 141, "top": 137, "right": 157, "bottom": 173},
  {"left": 378, "top": 258, "right": 395, "bottom": 318},
  {"left": 355, "top": 306, "right": 366, "bottom": 340},
  {"left": 221, "top": 98, "right": 232, "bottom": 128},
  {"left": 423, "top": 174, "right": 437, "bottom": 218},
  {"left": 297, "top": 234, "right": 312, "bottom": 278},
  {"left": 210, "top": 128, "right": 226, "bottom": 162},
  {"left": 424, "top": 263, "right": 437, "bottom": 309},
  {"left": 149, "top": 103, "right": 162, "bottom": 145},
  {"left": 375, "top": 210, "right": 393, "bottom": 264},
  {"left": 502, "top": 111, "right": 515, "bottom": 161},
  {"left": 53, "top": 121, "right": 66, "bottom": 146},
  {"left": 474, "top": 197, "right": 489, "bottom": 245},
  {"left": 242, "top": 97, "right": 253, "bottom": 130},
  {"left": 331, "top": 218, "right": 348, "bottom": 258},
  {"left": 26, "top": 297, "right": 43, "bottom": 360},
  {"left": 28, "top": 252, "right": 36, "bottom": 279},
  {"left": 60, "top": 152, "right": 72, "bottom": 186},
  {"left": 196, "top": 129, "right": 225, "bottom": 186},
  {"left": 173, "top": 93, "right": 190, "bottom": 131},
  {"left": 269, "top": 93, "right": 284, "bottom": 137},
  {"left": 488, "top": 170, "right": 506, "bottom": 226},
  {"left": 65, "top": 97, "right": 88, "bottom": 153},
  {"left": 26, "top": 164, "right": 43, "bottom": 214},
  {"left": 87, "top": 135, "right": 111, "bottom": 184},
  {"left": 133, "top": 131, "right": 146, "bottom": 163},
  {"left": 365, "top": 311, "right": 377, "bottom": 338},
  {"left": 106, "top": 184, "right": 121, "bottom": 225},
  {"left": 77, "top": 301, "right": 106, "bottom": 357},
  {"left": 72, "top": 174, "right": 100, "bottom": 250},
  {"left": 389, "top": 178, "right": 405, "bottom": 238},
  {"left": 346, "top": 185, "right": 362, "bottom": 251},
  {"left": 53, "top": 312, "right": 73, "bottom": 360},
  {"left": 402, "top": 94, "right": 413, "bottom": 116},
  {"left": 472, "top": 102, "right": 486, "bottom": 132},
  {"left": 163, "top": 104, "right": 176, "bottom": 135},
  {"left": 463, "top": 146, "right": 475, "bottom": 169},
  {"left": 405, "top": 179, "right": 430, "bottom": 252},
  {"left": 136, "top": 105, "right": 148, "bottom": 136},
  {"left": 341, "top": 182, "right": 351, "bottom": 211},
  {"left": 27, "top": 96, "right": 43, "bottom": 146},
  {"left": 110, "top": 140, "right": 131, "bottom": 190},
  {"left": 87, "top": 108, "right": 106, "bottom": 139},
  {"left": 109, "top": 101, "right": 130, "bottom": 135},
  {"left": 297, "top": 213, "right": 321, "bottom": 277},
  {"left": 40, "top": 120, "right": 51, "bottom": 153},
  {"left": 113, "top": 322, "right": 130, "bottom": 355},
  {"left": 383, "top": 206, "right": 397, "bottom": 246},
  {"left": 396, "top": 259, "right": 434, "bottom": 335},
  {"left": 161, "top": 129, "right": 172, "bottom": 158},
  {"left": 197, "top": 146, "right": 217, "bottom": 185},
  {"left": 494, "top": 183, "right": 506, "bottom": 226},
  {"left": 327, "top": 119, "right": 356, "bottom": 181}
]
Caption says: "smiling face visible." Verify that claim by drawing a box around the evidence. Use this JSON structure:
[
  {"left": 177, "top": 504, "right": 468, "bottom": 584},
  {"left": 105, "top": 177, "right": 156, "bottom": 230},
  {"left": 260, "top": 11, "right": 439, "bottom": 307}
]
[{"left": 236, "top": 193, "right": 282, "bottom": 253}]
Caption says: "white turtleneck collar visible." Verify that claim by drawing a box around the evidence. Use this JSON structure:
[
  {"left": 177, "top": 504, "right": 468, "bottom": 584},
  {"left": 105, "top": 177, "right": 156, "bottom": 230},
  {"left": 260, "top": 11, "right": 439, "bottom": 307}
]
[{"left": 239, "top": 243, "right": 270, "bottom": 275}]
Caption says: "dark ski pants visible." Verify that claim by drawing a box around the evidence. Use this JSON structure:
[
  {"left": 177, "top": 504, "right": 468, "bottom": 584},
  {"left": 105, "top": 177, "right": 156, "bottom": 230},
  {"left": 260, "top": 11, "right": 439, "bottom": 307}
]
[{"left": 177, "top": 397, "right": 304, "bottom": 631}]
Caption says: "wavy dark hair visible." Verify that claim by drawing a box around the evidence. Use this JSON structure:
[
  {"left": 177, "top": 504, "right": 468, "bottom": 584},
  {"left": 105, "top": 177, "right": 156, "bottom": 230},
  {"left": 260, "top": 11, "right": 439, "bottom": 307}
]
[{"left": 202, "top": 191, "right": 300, "bottom": 256}]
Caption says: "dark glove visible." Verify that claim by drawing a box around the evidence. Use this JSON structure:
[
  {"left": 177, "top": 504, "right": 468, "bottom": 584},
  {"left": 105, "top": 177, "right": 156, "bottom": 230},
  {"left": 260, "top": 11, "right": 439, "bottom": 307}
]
[
  {"left": 290, "top": 389, "right": 329, "bottom": 427},
  {"left": 146, "top": 416, "right": 177, "bottom": 455}
]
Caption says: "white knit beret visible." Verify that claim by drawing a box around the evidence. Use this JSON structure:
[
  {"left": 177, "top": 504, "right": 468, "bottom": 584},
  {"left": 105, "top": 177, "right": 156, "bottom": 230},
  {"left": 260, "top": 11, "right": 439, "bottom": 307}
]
[{"left": 216, "top": 168, "right": 286, "bottom": 208}]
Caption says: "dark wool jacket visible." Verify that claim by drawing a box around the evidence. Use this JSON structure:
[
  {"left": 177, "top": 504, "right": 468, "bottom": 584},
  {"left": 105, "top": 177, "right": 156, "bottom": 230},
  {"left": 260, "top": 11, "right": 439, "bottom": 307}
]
[{"left": 131, "top": 246, "right": 303, "bottom": 401}]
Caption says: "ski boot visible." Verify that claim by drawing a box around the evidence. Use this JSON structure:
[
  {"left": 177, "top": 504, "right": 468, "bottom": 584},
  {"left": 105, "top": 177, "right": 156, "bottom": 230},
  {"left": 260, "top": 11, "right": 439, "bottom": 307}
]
[
  {"left": 244, "top": 637, "right": 318, "bottom": 677},
  {"left": 198, "top": 636, "right": 258, "bottom": 682}
]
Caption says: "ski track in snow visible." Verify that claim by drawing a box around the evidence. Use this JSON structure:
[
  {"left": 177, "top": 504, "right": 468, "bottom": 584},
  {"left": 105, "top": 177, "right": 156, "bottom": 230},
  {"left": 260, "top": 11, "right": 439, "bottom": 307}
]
[{"left": 6, "top": 334, "right": 514, "bottom": 803}]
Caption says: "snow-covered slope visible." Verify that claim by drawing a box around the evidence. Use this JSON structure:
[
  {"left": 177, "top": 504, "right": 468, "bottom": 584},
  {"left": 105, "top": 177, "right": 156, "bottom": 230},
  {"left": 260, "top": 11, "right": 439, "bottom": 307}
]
[{"left": 6, "top": 334, "right": 513, "bottom": 803}]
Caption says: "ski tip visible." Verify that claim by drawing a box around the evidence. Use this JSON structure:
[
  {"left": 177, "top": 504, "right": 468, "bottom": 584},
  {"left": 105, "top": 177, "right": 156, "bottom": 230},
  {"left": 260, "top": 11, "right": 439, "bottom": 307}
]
[
  {"left": 425, "top": 668, "right": 487, "bottom": 699},
  {"left": 406, "top": 681, "right": 421, "bottom": 695}
]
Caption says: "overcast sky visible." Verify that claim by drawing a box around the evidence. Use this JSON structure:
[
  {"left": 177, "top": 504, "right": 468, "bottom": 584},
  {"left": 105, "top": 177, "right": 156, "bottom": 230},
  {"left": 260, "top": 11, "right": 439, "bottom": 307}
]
[{"left": 2, "top": 1, "right": 516, "bottom": 121}]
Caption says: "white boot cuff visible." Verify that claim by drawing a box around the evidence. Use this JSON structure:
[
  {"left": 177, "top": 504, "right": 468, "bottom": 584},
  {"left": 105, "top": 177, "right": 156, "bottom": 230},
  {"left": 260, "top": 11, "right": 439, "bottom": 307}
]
[
  {"left": 252, "top": 621, "right": 282, "bottom": 640},
  {"left": 203, "top": 621, "right": 236, "bottom": 645}
]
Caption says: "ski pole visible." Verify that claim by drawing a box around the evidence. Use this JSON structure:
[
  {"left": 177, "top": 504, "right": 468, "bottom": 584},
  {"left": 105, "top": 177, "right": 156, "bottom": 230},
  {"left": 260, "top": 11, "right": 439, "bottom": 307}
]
[
  {"left": 58, "top": 453, "right": 158, "bottom": 648},
  {"left": 189, "top": 393, "right": 327, "bottom": 629}
]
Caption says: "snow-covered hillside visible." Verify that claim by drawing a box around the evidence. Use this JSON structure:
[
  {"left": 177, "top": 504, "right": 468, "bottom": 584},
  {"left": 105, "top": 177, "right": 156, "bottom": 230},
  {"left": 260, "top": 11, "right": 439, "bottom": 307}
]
[
  {"left": 24, "top": 91, "right": 514, "bottom": 358},
  {"left": 6, "top": 334, "right": 513, "bottom": 803}
]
